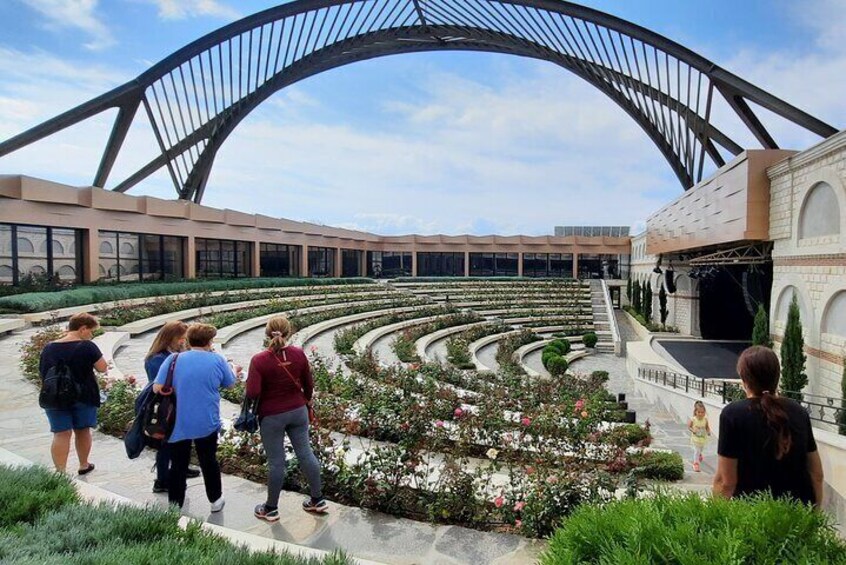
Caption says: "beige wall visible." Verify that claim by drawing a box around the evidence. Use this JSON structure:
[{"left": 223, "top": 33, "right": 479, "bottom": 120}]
[
  {"left": 646, "top": 150, "right": 795, "bottom": 256},
  {"left": 0, "top": 175, "right": 631, "bottom": 281},
  {"left": 767, "top": 130, "right": 846, "bottom": 405}
]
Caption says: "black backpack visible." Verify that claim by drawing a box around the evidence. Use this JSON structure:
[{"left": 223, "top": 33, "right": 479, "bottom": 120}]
[
  {"left": 39, "top": 345, "right": 81, "bottom": 410},
  {"left": 143, "top": 353, "right": 179, "bottom": 441}
]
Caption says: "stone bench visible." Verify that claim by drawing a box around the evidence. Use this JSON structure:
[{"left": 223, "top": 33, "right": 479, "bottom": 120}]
[
  {"left": 289, "top": 305, "right": 430, "bottom": 348},
  {"left": 92, "top": 331, "right": 131, "bottom": 380},
  {"left": 0, "top": 318, "right": 26, "bottom": 336},
  {"left": 352, "top": 314, "right": 446, "bottom": 356}
]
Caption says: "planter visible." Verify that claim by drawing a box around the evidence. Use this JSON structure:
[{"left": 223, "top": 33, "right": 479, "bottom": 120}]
[{"left": 624, "top": 410, "right": 637, "bottom": 424}]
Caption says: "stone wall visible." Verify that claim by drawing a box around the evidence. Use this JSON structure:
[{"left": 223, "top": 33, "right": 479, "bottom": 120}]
[{"left": 768, "top": 130, "right": 846, "bottom": 402}]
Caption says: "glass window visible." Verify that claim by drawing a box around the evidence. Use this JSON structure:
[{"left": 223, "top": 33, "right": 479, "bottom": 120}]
[
  {"left": 341, "top": 249, "right": 362, "bottom": 277},
  {"left": 118, "top": 233, "right": 141, "bottom": 281},
  {"left": 16, "top": 226, "right": 48, "bottom": 281},
  {"left": 308, "top": 246, "right": 335, "bottom": 277},
  {"left": 1, "top": 224, "right": 83, "bottom": 286},
  {"left": 0, "top": 225, "right": 12, "bottom": 284},
  {"left": 417, "top": 252, "right": 464, "bottom": 277},
  {"left": 141, "top": 235, "right": 162, "bottom": 281},
  {"left": 196, "top": 238, "right": 249, "bottom": 278},
  {"left": 162, "top": 236, "right": 184, "bottom": 279},
  {"left": 260, "top": 243, "right": 300, "bottom": 277}
]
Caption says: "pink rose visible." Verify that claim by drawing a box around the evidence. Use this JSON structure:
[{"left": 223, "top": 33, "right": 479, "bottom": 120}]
[
  {"left": 502, "top": 433, "right": 513, "bottom": 443},
  {"left": 525, "top": 466, "right": 535, "bottom": 475},
  {"left": 580, "top": 410, "right": 589, "bottom": 418},
  {"left": 521, "top": 417, "right": 531, "bottom": 427},
  {"left": 515, "top": 519, "right": 522, "bottom": 528},
  {"left": 513, "top": 501, "right": 525, "bottom": 512},
  {"left": 435, "top": 420, "right": 445, "bottom": 428},
  {"left": 454, "top": 407, "right": 463, "bottom": 419},
  {"left": 127, "top": 375, "right": 136, "bottom": 385},
  {"left": 546, "top": 475, "right": 559, "bottom": 484},
  {"left": 574, "top": 399, "right": 585, "bottom": 411},
  {"left": 494, "top": 496, "right": 504, "bottom": 508}
]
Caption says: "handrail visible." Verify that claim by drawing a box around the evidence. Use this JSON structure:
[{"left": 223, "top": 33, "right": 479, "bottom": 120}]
[
  {"left": 599, "top": 279, "right": 622, "bottom": 356},
  {"left": 637, "top": 367, "right": 843, "bottom": 427}
]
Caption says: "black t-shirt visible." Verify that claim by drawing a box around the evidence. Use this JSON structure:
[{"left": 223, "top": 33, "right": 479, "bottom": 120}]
[
  {"left": 718, "top": 397, "right": 817, "bottom": 504},
  {"left": 39, "top": 340, "right": 104, "bottom": 407}
]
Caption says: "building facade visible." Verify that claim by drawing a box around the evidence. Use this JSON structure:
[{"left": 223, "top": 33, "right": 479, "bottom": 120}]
[{"left": 0, "top": 176, "right": 631, "bottom": 286}]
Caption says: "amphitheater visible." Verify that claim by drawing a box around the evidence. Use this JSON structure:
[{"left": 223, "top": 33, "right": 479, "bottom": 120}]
[{"left": 1, "top": 1, "right": 846, "bottom": 563}]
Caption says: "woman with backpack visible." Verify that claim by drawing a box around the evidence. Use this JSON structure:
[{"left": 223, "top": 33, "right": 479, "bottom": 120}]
[
  {"left": 247, "top": 315, "right": 327, "bottom": 522},
  {"left": 153, "top": 323, "right": 237, "bottom": 511},
  {"left": 141, "top": 321, "right": 200, "bottom": 493},
  {"left": 39, "top": 312, "right": 107, "bottom": 474}
]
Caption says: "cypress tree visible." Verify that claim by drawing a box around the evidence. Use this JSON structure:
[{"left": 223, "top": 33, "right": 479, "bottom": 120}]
[
  {"left": 780, "top": 295, "right": 807, "bottom": 402},
  {"left": 626, "top": 278, "right": 632, "bottom": 303},
  {"left": 632, "top": 281, "right": 640, "bottom": 314},
  {"left": 751, "top": 304, "right": 773, "bottom": 348},
  {"left": 644, "top": 282, "right": 653, "bottom": 323},
  {"left": 839, "top": 361, "right": 846, "bottom": 436},
  {"left": 659, "top": 284, "right": 668, "bottom": 326}
]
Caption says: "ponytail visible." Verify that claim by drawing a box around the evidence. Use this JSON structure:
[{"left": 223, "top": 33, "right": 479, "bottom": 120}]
[
  {"left": 265, "top": 316, "right": 292, "bottom": 355},
  {"left": 737, "top": 346, "right": 793, "bottom": 460},
  {"left": 757, "top": 392, "right": 792, "bottom": 460}
]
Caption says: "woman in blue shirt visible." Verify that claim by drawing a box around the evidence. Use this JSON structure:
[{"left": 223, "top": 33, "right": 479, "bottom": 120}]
[
  {"left": 143, "top": 321, "right": 200, "bottom": 493},
  {"left": 154, "top": 323, "right": 237, "bottom": 511}
]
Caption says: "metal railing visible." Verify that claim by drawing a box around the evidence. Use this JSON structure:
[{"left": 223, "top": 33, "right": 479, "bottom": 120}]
[
  {"left": 599, "top": 279, "right": 621, "bottom": 356},
  {"left": 637, "top": 367, "right": 844, "bottom": 427}
]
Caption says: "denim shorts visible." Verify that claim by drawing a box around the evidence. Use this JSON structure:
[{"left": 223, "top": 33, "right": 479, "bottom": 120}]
[{"left": 44, "top": 402, "right": 98, "bottom": 433}]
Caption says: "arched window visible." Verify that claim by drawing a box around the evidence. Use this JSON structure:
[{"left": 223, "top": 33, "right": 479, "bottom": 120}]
[
  {"left": 799, "top": 182, "right": 840, "bottom": 239},
  {"left": 98, "top": 264, "right": 107, "bottom": 277},
  {"left": 100, "top": 241, "right": 114, "bottom": 254},
  {"left": 775, "top": 286, "right": 798, "bottom": 324},
  {"left": 0, "top": 265, "right": 12, "bottom": 281},
  {"left": 39, "top": 240, "right": 49, "bottom": 254},
  {"left": 57, "top": 265, "right": 76, "bottom": 280},
  {"left": 52, "top": 240, "right": 65, "bottom": 255},
  {"left": 822, "top": 292, "right": 846, "bottom": 337},
  {"left": 17, "top": 238, "right": 34, "bottom": 253},
  {"left": 28, "top": 265, "right": 46, "bottom": 275},
  {"left": 120, "top": 242, "right": 135, "bottom": 255}
]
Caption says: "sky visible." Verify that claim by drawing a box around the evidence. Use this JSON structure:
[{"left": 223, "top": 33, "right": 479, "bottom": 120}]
[{"left": 0, "top": 0, "right": 844, "bottom": 236}]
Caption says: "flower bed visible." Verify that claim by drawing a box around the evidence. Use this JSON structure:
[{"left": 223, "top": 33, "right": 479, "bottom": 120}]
[
  {"left": 390, "top": 312, "right": 483, "bottom": 363},
  {"left": 333, "top": 306, "right": 458, "bottom": 355}
]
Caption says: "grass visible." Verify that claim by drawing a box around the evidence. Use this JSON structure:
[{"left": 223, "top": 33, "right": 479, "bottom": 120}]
[
  {"left": 541, "top": 493, "right": 846, "bottom": 564},
  {"left": 0, "top": 464, "right": 350, "bottom": 564}
]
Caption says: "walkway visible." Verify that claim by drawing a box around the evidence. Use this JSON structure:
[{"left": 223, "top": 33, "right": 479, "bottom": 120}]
[{"left": 0, "top": 328, "right": 544, "bottom": 565}]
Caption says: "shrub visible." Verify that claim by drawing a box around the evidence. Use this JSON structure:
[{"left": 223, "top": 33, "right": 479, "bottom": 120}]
[
  {"left": 220, "top": 379, "right": 246, "bottom": 405},
  {"left": 582, "top": 332, "right": 598, "bottom": 348},
  {"left": 628, "top": 450, "right": 684, "bottom": 481},
  {"left": 606, "top": 424, "right": 649, "bottom": 447},
  {"left": 546, "top": 356, "right": 569, "bottom": 376},
  {"left": 549, "top": 339, "right": 571, "bottom": 356},
  {"left": 541, "top": 493, "right": 846, "bottom": 564},
  {"left": 589, "top": 370, "right": 609, "bottom": 385},
  {"left": 643, "top": 282, "right": 653, "bottom": 323},
  {"left": 780, "top": 295, "right": 807, "bottom": 401},
  {"left": 0, "top": 465, "right": 79, "bottom": 528},
  {"left": 98, "top": 380, "right": 140, "bottom": 438},
  {"left": 18, "top": 324, "right": 65, "bottom": 384},
  {"left": 658, "top": 284, "right": 668, "bottom": 325}
]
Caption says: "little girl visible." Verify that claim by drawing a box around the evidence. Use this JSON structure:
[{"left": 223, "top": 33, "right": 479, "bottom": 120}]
[{"left": 688, "top": 401, "right": 711, "bottom": 472}]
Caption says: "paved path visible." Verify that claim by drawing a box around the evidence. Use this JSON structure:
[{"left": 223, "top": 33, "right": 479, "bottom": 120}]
[{"left": 1, "top": 328, "right": 543, "bottom": 565}]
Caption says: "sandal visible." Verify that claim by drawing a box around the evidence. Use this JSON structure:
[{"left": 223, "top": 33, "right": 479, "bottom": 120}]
[{"left": 78, "top": 463, "right": 95, "bottom": 476}]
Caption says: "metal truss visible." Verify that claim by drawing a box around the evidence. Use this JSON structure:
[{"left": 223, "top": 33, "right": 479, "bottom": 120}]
[
  {"left": 688, "top": 242, "right": 773, "bottom": 267},
  {"left": 0, "top": 0, "right": 838, "bottom": 202}
]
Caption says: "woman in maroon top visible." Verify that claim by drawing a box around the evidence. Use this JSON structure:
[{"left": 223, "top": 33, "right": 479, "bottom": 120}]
[{"left": 247, "top": 315, "right": 326, "bottom": 521}]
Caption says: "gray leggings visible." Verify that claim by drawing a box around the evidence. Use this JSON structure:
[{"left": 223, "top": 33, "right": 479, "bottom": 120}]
[{"left": 260, "top": 405, "right": 322, "bottom": 506}]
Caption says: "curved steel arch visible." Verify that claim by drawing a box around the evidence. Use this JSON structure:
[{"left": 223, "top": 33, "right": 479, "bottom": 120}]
[{"left": 0, "top": 0, "right": 838, "bottom": 202}]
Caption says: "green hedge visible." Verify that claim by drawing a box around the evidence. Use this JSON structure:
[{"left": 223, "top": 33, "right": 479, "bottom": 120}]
[
  {"left": 582, "top": 332, "right": 598, "bottom": 348},
  {"left": 629, "top": 450, "right": 685, "bottom": 481},
  {"left": 393, "top": 277, "right": 578, "bottom": 283},
  {"left": 0, "top": 464, "right": 349, "bottom": 564},
  {"left": 541, "top": 493, "right": 846, "bottom": 564},
  {"left": 0, "top": 277, "right": 374, "bottom": 314},
  {"left": 0, "top": 465, "right": 79, "bottom": 528}
]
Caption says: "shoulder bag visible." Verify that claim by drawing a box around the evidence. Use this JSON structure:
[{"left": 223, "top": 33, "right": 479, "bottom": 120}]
[
  {"left": 143, "top": 353, "right": 179, "bottom": 441},
  {"left": 272, "top": 349, "right": 317, "bottom": 424}
]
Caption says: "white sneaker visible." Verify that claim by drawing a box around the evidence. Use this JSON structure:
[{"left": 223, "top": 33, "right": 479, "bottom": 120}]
[{"left": 211, "top": 496, "right": 225, "bottom": 513}]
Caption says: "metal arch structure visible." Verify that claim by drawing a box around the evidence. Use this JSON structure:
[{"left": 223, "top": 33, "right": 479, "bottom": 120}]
[{"left": 0, "top": 0, "right": 838, "bottom": 203}]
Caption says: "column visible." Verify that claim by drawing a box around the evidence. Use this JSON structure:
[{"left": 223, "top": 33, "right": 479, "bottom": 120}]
[
  {"left": 334, "top": 247, "right": 342, "bottom": 278},
  {"left": 252, "top": 241, "right": 261, "bottom": 278},
  {"left": 411, "top": 250, "right": 418, "bottom": 277},
  {"left": 301, "top": 244, "right": 310, "bottom": 278},
  {"left": 464, "top": 251, "right": 470, "bottom": 277},
  {"left": 572, "top": 252, "right": 579, "bottom": 279},
  {"left": 359, "top": 249, "right": 368, "bottom": 277},
  {"left": 517, "top": 252, "right": 524, "bottom": 277},
  {"left": 185, "top": 236, "right": 196, "bottom": 279},
  {"left": 82, "top": 228, "right": 100, "bottom": 284}
]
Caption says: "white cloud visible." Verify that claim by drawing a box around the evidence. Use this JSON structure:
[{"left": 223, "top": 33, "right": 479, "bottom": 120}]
[
  {"left": 20, "top": 0, "right": 115, "bottom": 50},
  {"left": 149, "top": 0, "right": 240, "bottom": 21}
]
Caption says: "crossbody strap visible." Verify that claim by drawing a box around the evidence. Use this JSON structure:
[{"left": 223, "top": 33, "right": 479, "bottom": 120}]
[
  {"left": 162, "top": 353, "right": 179, "bottom": 393},
  {"left": 271, "top": 349, "right": 304, "bottom": 394}
]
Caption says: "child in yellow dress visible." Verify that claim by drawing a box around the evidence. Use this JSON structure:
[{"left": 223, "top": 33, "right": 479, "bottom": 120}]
[{"left": 688, "top": 401, "right": 711, "bottom": 472}]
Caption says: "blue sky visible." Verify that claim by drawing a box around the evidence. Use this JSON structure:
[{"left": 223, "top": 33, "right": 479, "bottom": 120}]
[{"left": 0, "top": 0, "right": 844, "bottom": 235}]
